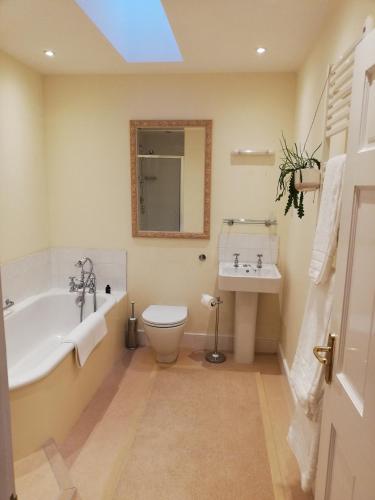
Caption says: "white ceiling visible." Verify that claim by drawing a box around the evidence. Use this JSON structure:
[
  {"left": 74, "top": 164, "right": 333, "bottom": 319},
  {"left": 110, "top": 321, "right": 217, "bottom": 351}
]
[{"left": 0, "top": 0, "right": 335, "bottom": 74}]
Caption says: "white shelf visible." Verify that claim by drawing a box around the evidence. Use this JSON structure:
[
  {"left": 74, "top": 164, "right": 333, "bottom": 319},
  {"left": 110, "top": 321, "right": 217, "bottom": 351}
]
[{"left": 231, "top": 149, "right": 274, "bottom": 156}]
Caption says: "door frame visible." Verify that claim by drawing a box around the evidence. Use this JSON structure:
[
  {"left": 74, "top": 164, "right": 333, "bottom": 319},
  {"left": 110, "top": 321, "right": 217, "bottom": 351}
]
[{"left": 0, "top": 272, "right": 16, "bottom": 500}]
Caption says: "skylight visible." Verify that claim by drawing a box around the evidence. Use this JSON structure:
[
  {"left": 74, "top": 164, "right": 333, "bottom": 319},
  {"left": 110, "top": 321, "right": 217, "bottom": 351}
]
[{"left": 74, "top": 0, "right": 182, "bottom": 63}]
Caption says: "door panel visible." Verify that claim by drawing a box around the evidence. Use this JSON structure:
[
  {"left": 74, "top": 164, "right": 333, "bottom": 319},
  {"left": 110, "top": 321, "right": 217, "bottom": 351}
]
[
  {"left": 339, "top": 187, "right": 375, "bottom": 414},
  {"left": 327, "top": 429, "right": 356, "bottom": 500},
  {"left": 315, "top": 28, "right": 375, "bottom": 500},
  {"left": 361, "top": 65, "right": 375, "bottom": 148}
]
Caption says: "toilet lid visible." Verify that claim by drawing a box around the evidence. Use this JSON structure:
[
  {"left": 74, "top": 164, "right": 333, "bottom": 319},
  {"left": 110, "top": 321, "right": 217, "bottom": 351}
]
[{"left": 142, "top": 305, "right": 188, "bottom": 327}]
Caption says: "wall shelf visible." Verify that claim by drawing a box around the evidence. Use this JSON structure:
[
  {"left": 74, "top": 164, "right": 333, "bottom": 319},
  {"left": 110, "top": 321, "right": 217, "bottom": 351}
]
[
  {"left": 223, "top": 218, "right": 277, "bottom": 227},
  {"left": 231, "top": 149, "right": 274, "bottom": 156}
]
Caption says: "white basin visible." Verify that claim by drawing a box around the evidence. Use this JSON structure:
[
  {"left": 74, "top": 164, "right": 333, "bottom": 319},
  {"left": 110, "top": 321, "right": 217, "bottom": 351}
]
[{"left": 218, "top": 262, "right": 281, "bottom": 294}]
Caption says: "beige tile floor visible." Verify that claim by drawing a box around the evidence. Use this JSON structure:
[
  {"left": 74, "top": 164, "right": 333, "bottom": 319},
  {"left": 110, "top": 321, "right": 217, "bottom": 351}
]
[{"left": 14, "top": 348, "right": 313, "bottom": 500}]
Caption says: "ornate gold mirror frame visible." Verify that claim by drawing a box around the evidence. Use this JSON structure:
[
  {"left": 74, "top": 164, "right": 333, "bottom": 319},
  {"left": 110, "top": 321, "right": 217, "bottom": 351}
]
[{"left": 130, "top": 119, "right": 212, "bottom": 239}]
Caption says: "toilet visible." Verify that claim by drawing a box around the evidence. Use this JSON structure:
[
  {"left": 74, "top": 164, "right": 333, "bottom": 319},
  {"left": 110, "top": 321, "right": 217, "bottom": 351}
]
[{"left": 142, "top": 305, "right": 188, "bottom": 363}]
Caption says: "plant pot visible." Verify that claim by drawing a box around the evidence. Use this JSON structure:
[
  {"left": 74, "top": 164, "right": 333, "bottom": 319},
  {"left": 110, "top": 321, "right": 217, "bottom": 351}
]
[{"left": 294, "top": 168, "right": 321, "bottom": 192}]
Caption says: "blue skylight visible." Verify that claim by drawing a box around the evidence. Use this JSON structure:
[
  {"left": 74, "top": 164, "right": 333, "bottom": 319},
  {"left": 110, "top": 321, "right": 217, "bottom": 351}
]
[{"left": 74, "top": 0, "right": 182, "bottom": 63}]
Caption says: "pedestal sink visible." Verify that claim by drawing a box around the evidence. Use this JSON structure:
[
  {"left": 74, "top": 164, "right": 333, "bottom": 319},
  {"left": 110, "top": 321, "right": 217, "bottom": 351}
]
[{"left": 218, "top": 262, "right": 282, "bottom": 363}]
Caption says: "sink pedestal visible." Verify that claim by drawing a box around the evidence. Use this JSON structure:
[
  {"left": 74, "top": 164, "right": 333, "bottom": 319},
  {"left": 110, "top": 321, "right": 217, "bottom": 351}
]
[
  {"left": 234, "top": 292, "right": 258, "bottom": 364},
  {"left": 218, "top": 261, "right": 281, "bottom": 364}
]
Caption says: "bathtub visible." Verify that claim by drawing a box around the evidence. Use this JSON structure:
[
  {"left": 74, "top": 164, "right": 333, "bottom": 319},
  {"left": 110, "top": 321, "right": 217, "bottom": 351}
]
[
  {"left": 5, "top": 288, "right": 123, "bottom": 390},
  {"left": 6, "top": 288, "right": 128, "bottom": 459}
]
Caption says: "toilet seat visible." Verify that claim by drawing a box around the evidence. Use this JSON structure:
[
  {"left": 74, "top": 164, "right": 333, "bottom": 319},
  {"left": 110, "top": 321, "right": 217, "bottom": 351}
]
[{"left": 142, "top": 305, "right": 188, "bottom": 328}]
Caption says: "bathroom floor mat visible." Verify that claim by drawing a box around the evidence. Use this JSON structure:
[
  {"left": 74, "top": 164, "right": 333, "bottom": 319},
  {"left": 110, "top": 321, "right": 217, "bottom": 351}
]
[{"left": 112, "top": 359, "right": 274, "bottom": 500}]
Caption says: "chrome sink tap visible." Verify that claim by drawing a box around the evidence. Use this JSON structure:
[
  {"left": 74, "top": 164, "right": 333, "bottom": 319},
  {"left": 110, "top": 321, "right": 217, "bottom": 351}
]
[
  {"left": 257, "top": 254, "right": 263, "bottom": 269},
  {"left": 233, "top": 253, "right": 240, "bottom": 268}
]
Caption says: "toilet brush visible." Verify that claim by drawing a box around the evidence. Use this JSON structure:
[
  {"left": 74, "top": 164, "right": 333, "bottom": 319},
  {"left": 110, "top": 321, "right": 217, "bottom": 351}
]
[{"left": 205, "top": 297, "right": 226, "bottom": 364}]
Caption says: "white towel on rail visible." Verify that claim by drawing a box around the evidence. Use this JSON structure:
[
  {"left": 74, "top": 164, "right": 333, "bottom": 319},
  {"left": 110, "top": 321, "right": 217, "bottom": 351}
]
[
  {"left": 63, "top": 312, "right": 107, "bottom": 367},
  {"left": 288, "top": 154, "right": 347, "bottom": 491},
  {"left": 289, "top": 273, "right": 336, "bottom": 419},
  {"left": 309, "top": 154, "right": 346, "bottom": 285},
  {"left": 287, "top": 403, "right": 322, "bottom": 492}
]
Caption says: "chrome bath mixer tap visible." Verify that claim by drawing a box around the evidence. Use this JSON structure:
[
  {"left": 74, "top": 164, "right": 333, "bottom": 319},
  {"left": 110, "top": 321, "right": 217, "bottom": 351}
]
[{"left": 69, "top": 257, "right": 97, "bottom": 322}]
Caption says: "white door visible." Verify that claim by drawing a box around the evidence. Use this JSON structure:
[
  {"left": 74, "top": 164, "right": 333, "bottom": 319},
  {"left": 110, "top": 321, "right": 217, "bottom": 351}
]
[
  {"left": 315, "top": 29, "right": 375, "bottom": 500},
  {"left": 0, "top": 274, "right": 16, "bottom": 500}
]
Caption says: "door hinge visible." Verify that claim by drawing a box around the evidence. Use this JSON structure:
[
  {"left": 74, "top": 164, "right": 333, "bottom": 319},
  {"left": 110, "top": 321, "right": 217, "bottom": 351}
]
[{"left": 313, "top": 333, "right": 336, "bottom": 384}]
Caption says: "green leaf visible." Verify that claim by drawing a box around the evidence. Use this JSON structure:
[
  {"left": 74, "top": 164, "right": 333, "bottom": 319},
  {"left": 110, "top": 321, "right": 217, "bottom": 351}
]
[
  {"left": 297, "top": 192, "right": 305, "bottom": 218},
  {"left": 276, "top": 132, "right": 320, "bottom": 219}
]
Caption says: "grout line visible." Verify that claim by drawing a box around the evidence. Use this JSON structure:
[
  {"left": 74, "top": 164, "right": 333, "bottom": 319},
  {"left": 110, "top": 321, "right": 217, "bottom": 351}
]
[
  {"left": 43, "top": 439, "right": 76, "bottom": 491},
  {"left": 256, "top": 372, "right": 287, "bottom": 500}
]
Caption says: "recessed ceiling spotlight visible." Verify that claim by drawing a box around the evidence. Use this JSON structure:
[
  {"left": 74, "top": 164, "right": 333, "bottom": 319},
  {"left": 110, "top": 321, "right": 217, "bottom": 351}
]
[
  {"left": 44, "top": 49, "right": 55, "bottom": 58},
  {"left": 256, "top": 47, "right": 267, "bottom": 55}
]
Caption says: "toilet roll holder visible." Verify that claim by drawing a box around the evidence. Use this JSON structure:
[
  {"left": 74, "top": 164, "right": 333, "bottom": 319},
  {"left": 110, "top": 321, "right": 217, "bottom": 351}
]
[{"left": 205, "top": 297, "right": 226, "bottom": 364}]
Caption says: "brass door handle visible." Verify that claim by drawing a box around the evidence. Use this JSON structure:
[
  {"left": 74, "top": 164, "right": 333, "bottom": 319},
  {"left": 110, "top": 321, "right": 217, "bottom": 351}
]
[
  {"left": 313, "top": 346, "right": 331, "bottom": 364},
  {"left": 313, "top": 333, "right": 336, "bottom": 384}
]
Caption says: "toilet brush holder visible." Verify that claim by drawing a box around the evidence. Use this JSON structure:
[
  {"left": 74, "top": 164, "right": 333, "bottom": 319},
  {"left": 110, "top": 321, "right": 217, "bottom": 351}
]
[
  {"left": 205, "top": 297, "right": 226, "bottom": 364},
  {"left": 126, "top": 301, "right": 138, "bottom": 350}
]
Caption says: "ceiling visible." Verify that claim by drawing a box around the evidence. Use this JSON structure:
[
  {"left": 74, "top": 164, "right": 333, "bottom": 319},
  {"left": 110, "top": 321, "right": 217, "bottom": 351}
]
[{"left": 0, "top": 0, "right": 336, "bottom": 74}]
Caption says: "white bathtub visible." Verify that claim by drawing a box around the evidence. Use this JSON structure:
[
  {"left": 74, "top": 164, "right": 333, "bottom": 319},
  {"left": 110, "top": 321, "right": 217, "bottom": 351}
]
[{"left": 4, "top": 288, "right": 125, "bottom": 390}]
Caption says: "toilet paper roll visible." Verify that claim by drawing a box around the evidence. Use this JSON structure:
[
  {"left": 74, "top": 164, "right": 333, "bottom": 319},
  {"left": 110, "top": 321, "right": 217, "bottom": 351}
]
[{"left": 201, "top": 294, "right": 216, "bottom": 309}]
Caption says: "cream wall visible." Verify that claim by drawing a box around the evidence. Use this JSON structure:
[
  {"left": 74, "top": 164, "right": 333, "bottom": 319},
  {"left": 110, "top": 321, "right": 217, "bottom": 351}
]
[
  {"left": 279, "top": 0, "right": 375, "bottom": 367},
  {"left": 0, "top": 50, "right": 49, "bottom": 264},
  {"left": 45, "top": 73, "right": 296, "bottom": 338}
]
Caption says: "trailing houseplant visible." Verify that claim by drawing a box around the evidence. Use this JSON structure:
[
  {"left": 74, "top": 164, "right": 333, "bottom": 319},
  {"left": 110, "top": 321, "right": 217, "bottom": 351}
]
[{"left": 275, "top": 134, "right": 321, "bottom": 219}]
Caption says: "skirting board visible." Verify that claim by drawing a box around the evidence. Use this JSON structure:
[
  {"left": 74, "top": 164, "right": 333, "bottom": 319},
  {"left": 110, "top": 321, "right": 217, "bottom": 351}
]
[
  {"left": 277, "top": 342, "right": 297, "bottom": 405},
  {"left": 136, "top": 330, "right": 278, "bottom": 354}
]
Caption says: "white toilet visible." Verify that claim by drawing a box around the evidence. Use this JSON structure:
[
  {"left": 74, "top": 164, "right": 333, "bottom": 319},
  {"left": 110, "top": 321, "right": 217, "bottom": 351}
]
[{"left": 142, "top": 305, "right": 188, "bottom": 363}]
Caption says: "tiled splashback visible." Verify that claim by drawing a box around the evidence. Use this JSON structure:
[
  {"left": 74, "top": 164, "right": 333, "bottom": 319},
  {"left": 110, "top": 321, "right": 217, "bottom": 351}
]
[
  {"left": 218, "top": 233, "right": 278, "bottom": 264},
  {"left": 50, "top": 248, "right": 126, "bottom": 292},
  {"left": 1, "top": 248, "right": 127, "bottom": 304},
  {"left": 1, "top": 249, "right": 51, "bottom": 304}
]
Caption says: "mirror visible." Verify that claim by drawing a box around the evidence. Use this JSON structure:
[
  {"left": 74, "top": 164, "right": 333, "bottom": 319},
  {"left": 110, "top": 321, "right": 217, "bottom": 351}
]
[{"left": 130, "top": 120, "right": 212, "bottom": 239}]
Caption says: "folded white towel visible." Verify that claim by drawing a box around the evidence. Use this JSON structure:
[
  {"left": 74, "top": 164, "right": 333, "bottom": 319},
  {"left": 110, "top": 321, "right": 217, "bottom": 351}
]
[
  {"left": 63, "top": 312, "right": 107, "bottom": 367},
  {"left": 309, "top": 154, "right": 346, "bottom": 285}
]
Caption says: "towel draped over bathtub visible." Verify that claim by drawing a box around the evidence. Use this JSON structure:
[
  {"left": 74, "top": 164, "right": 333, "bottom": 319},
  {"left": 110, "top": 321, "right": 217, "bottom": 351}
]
[
  {"left": 287, "top": 154, "right": 346, "bottom": 492},
  {"left": 63, "top": 312, "right": 107, "bottom": 367}
]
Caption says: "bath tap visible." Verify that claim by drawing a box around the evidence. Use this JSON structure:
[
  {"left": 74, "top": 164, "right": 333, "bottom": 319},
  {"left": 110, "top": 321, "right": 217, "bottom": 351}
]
[
  {"left": 69, "top": 257, "right": 97, "bottom": 322},
  {"left": 69, "top": 276, "right": 79, "bottom": 292},
  {"left": 2, "top": 298, "right": 14, "bottom": 311},
  {"left": 257, "top": 254, "right": 263, "bottom": 269}
]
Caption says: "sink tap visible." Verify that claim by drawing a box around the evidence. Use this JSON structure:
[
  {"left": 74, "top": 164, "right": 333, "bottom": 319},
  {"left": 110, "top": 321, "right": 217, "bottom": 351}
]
[
  {"left": 233, "top": 253, "right": 240, "bottom": 268},
  {"left": 257, "top": 254, "right": 263, "bottom": 269}
]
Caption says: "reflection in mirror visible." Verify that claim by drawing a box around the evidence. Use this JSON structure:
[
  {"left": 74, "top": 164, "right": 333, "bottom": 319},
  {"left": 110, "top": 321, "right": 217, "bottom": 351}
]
[{"left": 130, "top": 120, "right": 211, "bottom": 239}]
